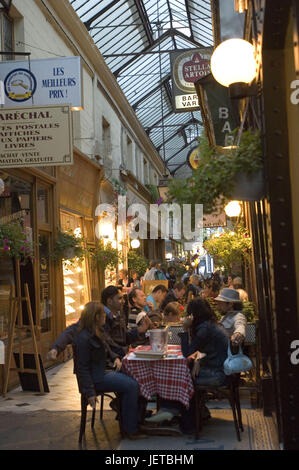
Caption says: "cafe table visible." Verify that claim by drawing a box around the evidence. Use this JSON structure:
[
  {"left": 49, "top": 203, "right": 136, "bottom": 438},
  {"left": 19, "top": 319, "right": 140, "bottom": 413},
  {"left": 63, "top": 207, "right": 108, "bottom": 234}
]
[{"left": 122, "top": 345, "right": 195, "bottom": 408}]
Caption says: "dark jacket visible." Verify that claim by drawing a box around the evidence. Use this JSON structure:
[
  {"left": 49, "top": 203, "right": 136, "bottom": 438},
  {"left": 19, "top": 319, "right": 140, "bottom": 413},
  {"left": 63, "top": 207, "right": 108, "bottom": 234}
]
[
  {"left": 179, "top": 320, "right": 228, "bottom": 370},
  {"left": 73, "top": 329, "right": 107, "bottom": 398},
  {"left": 50, "top": 320, "right": 119, "bottom": 369},
  {"left": 160, "top": 290, "right": 178, "bottom": 311},
  {"left": 104, "top": 311, "right": 140, "bottom": 357}
]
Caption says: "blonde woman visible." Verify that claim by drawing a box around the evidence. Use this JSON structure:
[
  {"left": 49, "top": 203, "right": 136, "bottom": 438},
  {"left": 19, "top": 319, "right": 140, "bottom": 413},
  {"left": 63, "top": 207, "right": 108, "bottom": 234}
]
[{"left": 74, "top": 302, "right": 146, "bottom": 440}]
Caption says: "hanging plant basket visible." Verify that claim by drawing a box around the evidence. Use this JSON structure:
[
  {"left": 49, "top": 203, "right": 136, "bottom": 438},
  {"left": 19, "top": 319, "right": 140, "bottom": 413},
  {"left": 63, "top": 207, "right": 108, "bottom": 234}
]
[
  {"left": 0, "top": 221, "right": 34, "bottom": 264},
  {"left": 167, "top": 129, "right": 264, "bottom": 213},
  {"left": 89, "top": 241, "right": 121, "bottom": 271},
  {"left": 51, "top": 230, "right": 86, "bottom": 263}
]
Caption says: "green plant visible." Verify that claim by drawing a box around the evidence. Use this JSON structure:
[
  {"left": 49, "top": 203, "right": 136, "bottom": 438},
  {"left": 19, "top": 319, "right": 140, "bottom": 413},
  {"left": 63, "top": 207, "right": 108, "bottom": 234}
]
[
  {"left": 0, "top": 221, "right": 34, "bottom": 263},
  {"left": 90, "top": 241, "right": 121, "bottom": 271},
  {"left": 167, "top": 129, "right": 263, "bottom": 214},
  {"left": 145, "top": 184, "right": 160, "bottom": 203},
  {"left": 111, "top": 178, "right": 127, "bottom": 196},
  {"left": 51, "top": 229, "right": 86, "bottom": 262},
  {"left": 242, "top": 301, "right": 256, "bottom": 323},
  {"left": 203, "top": 224, "right": 252, "bottom": 272},
  {"left": 127, "top": 250, "right": 148, "bottom": 276}
]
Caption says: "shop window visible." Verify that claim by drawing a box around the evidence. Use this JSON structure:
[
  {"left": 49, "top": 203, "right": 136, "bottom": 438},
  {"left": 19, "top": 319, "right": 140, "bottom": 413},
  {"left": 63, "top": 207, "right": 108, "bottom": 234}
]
[
  {"left": 0, "top": 174, "right": 34, "bottom": 339},
  {"left": 0, "top": 12, "right": 14, "bottom": 61},
  {"left": 37, "top": 185, "right": 49, "bottom": 225},
  {"left": 60, "top": 212, "right": 89, "bottom": 327},
  {"left": 39, "top": 232, "right": 52, "bottom": 333}
]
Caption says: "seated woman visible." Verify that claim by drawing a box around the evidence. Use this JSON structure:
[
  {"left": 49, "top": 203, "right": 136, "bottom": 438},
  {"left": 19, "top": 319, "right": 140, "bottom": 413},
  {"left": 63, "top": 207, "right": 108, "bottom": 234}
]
[
  {"left": 180, "top": 298, "right": 228, "bottom": 387},
  {"left": 146, "top": 298, "right": 228, "bottom": 431},
  {"left": 163, "top": 301, "right": 182, "bottom": 323},
  {"left": 74, "top": 301, "right": 147, "bottom": 440}
]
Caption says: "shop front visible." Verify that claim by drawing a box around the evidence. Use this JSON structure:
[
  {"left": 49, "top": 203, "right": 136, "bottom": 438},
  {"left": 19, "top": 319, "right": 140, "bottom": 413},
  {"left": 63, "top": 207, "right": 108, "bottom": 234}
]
[
  {"left": 58, "top": 149, "right": 103, "bottom": 329},
  {"left": 0, "top": 166, "right": 58, "bottom": 389}
]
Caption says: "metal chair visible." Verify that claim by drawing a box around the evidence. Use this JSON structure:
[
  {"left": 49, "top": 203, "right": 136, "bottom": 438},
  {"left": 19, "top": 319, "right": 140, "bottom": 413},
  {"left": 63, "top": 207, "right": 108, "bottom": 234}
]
[
  {"left": 194, "top": 374, "right": 243, "bottom": 441},
  {"left": 72, "top": 344, "right": 123, "bottom": 443},
  {"left": 78, "top": 391, "right": 122, "bottom": 444}
]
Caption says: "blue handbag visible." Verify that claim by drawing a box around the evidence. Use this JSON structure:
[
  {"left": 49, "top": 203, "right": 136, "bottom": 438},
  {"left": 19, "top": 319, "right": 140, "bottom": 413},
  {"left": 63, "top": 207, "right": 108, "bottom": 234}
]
[{"left": 223, "top": 344, "right": 253, "bottom": 375}]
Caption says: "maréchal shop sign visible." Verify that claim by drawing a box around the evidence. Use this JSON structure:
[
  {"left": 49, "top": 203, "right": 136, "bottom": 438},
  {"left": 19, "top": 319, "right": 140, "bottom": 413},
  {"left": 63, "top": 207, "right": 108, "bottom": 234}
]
[
  {"left": 0, "top": 56, "right": 82, "bottom": 109},
  {"left": 0, "top": 104, "right": 73, "bottom": 168}
]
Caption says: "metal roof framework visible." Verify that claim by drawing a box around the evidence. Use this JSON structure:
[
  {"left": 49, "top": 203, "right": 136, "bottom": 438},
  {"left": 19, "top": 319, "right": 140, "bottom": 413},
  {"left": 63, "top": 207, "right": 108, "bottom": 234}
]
[{"left": 69, "top": 0, "right": 214, "bottom": 176}]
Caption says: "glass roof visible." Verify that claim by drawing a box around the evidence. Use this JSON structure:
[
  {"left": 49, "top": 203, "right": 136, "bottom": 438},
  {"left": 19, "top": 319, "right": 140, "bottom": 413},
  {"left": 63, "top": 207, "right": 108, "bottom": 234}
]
[{"left": 69, "top": 0, "right": 214, "bottom": 176}]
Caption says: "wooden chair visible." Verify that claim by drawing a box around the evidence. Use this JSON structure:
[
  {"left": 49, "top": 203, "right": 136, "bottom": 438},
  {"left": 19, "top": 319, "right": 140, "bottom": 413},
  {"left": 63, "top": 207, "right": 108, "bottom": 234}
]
[{"left": 194, "top": 374, "right": 243, "bottom": 441}]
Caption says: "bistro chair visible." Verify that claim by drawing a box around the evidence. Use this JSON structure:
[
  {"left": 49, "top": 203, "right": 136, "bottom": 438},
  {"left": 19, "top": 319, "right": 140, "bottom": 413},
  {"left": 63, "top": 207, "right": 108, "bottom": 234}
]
[
  {"left": 194, "top": 373, "right": 243, "bottom": 441},
  {"left": 72, "top": 345, "right": 123, "bottom": 444}
]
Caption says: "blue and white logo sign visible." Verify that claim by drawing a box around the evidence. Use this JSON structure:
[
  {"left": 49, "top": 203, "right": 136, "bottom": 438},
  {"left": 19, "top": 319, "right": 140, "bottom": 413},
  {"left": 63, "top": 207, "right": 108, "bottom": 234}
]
[
  {"left": 0, "top": 57, "right": 82, "bottom": 109},
  {"left": 4, "top": 68, "right": 37, "bottom": 102}
]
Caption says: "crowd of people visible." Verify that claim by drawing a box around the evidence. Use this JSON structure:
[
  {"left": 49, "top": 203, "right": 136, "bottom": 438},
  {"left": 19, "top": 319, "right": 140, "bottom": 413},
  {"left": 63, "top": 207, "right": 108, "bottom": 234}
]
[{"left": 47, "top": 259, "right": 249, "bottom": 438}]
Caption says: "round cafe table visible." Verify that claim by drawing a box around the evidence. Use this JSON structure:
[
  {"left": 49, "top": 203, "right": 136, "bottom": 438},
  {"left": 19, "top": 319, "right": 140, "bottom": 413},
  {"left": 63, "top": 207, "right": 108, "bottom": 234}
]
[{"left": 122, "top": 345, "right": 194, "bottom": 408}]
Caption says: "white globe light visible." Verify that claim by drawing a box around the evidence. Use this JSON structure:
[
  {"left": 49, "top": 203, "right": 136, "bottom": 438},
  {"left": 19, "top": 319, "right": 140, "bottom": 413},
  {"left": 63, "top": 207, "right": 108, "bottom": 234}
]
[
  {"left": 211, "top": 39, "right": 256, "bottom": 87},
  {"left": 166, "top": 253, "right": 172, "bottom": 260},
  {"left": 131, "top": 239, "right": 140, "bottom": 249},
  {"left": 224, "top": 201, "right": 242, "bottom": 217}
]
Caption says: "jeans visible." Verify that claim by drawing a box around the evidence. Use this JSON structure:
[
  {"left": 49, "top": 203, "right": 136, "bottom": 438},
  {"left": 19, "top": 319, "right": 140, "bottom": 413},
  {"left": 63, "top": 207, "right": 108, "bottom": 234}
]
[
  {"left": 95, "top": 371, "right": 140, "bottom": 434},
  {"left": 195, "top": 367, "right": 227, "bottom": 387}
]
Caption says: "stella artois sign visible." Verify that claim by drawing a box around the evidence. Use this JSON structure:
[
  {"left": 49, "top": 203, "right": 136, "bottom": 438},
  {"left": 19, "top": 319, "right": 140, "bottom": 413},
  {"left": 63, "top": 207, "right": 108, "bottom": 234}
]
[{"left": 170, "top": 48, "right": 212, "bottom": 113}]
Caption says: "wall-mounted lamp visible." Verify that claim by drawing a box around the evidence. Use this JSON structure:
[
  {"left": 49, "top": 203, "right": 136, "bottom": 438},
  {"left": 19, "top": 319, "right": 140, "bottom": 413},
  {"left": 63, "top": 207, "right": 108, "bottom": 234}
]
[
  {"left": 211, "top": 39, "right": 256, "bottom": 99},
  {"left": 224, "top": 201, "right": 242, "bottom": 218},
  {"left": 131, "top": 239, "right": 140, "bottom": 249}
]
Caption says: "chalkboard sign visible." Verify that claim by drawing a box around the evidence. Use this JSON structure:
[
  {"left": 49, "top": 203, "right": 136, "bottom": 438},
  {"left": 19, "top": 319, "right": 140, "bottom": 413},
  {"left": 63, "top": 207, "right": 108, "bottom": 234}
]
[{"left": 13, "top": 353, "right": 49, "bottom": 393}]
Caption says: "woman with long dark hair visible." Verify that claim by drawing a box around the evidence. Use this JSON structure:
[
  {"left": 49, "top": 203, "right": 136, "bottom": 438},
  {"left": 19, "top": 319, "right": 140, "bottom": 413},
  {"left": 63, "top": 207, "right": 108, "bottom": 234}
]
[
  {"left": 74, "top": 302, "right": 146, "bottom": 440},
  {"left": 181, "top": 298, "right": 228, "bottom": 387}
]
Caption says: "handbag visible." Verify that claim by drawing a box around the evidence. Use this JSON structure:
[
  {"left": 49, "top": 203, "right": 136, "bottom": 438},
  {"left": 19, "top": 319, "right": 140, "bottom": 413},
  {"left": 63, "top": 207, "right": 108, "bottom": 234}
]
[{"left": 223, "top": 344, "right": 253, "bottom": 375}]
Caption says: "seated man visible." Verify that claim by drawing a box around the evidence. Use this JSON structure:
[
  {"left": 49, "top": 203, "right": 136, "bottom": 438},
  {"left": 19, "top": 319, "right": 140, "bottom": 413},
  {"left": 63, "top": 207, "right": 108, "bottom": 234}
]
[
  {"left": 47, "top": 286, "right": 151, "bottom": 362},
  {"left": 144, "top": 284, "right": 168, "bottom": 313},
  {"left": 160, "top": 282, "right": 186, "bottom": 311},
  {"left": 102, "top": 285, "right": 151, "bottom": 357},
  {"left": 127, "top": 288, "right": 153, "bottom": 329}
]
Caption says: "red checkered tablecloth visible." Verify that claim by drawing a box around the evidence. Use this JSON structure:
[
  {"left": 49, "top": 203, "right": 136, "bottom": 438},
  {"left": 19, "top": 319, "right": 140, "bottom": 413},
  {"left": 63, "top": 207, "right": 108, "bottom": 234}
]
[{"left": 122, "top": 345, "right": 194, "bottom": 408}]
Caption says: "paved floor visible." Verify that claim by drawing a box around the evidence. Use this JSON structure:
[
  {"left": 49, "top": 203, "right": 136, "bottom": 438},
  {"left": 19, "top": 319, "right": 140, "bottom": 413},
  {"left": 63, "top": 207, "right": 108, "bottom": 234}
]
[{"left": 0, "top": 360, "right": 280, "bottom": 450}]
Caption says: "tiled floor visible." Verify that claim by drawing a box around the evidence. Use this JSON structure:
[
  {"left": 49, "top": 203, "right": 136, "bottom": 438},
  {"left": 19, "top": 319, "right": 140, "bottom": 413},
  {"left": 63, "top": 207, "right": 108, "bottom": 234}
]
[
  {"left": 0, "top": 360, "right": 113, "bottom": 413},
  {"left": 0, "top": 360, "right": 280, "bottom": 450}
]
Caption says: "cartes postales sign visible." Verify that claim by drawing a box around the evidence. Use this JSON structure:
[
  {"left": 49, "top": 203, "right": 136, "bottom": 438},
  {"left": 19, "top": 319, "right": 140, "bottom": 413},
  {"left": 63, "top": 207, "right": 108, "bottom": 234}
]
[
  {"left": 0, "top": 104, "right": 73, "bottom": 168},
  {"left": 170, "top": 48, "right": 212, "bottom": 113}
]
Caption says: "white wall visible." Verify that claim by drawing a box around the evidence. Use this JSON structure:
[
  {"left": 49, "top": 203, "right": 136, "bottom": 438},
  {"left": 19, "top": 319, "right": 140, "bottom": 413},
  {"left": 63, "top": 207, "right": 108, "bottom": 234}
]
[{"left": 9, "top": 0, "right": 163, "bottom": 189}]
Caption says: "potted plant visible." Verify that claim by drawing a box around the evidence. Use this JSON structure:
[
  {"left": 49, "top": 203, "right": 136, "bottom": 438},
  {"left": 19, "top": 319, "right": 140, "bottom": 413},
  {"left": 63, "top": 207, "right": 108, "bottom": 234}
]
[
  {"left": 51, "top": 229, "right": 86, "bottom": 263},
  {"left": 167, "top": 129, "right": 264, "bottom": 214},
  {"left": 89, "top": 241, "right": 121, "bottom": 271},
  {"left": 0, "top": 221, "right": 34, "bottom": 264},
  {"left": 203, "top": 224, "right": 252, "bottom": 272}
]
